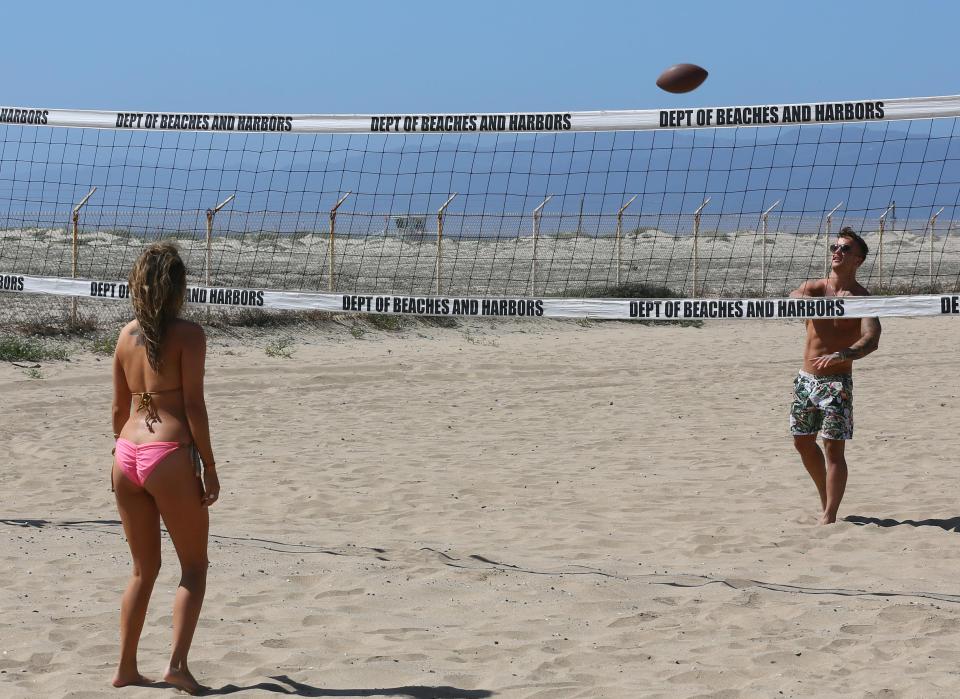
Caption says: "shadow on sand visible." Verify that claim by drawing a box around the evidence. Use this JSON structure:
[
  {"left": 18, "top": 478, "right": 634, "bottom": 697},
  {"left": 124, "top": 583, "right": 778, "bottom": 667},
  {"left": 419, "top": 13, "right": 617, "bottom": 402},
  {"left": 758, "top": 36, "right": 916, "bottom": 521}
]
[
  {"left": 0, "top": 517, "right": 122, "bottom": 528},
  {"left": 846, "top": 515, "right": 960, "bottom": 532},
  {"left": 199, "top": 675, "right": 493, "bottom": 697}
]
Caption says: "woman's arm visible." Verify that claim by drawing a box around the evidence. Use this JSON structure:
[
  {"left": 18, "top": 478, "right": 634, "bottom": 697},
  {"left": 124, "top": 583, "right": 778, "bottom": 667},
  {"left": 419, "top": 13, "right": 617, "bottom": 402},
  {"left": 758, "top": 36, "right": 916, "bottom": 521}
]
[
  {"left": 181, "top": 323, "right": 219, "bottom": 507},
  {"left": 112, "top": 337, "right": 132, "bottom": 438},
  {"left": 181, "top": 323, "right": 215, "bottom": 468}
]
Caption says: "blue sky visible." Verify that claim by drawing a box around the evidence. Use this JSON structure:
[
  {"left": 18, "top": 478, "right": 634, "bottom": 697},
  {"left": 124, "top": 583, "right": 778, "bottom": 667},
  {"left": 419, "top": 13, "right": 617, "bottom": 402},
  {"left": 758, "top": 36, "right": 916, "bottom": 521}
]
[
  {"left": 5, "top": 0, "right": 959, "bottom": 114},
  {"left": 3, "top": 0, "right": 958, "bottom": 229}
]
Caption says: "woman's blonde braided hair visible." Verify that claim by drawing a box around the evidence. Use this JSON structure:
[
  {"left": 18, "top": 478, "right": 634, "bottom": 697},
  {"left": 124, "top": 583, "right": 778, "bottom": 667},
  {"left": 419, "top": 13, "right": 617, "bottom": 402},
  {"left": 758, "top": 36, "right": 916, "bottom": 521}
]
[{"left": 128, "top": 242, "right": 187, "bottom": 371}]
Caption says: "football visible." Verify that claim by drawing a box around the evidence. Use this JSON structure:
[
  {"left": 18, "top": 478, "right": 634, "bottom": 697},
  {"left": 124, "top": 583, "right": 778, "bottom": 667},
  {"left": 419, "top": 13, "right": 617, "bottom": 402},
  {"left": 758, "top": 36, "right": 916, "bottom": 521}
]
[{"left": 656, "top": 64, "right": 709, "bottom": 94}]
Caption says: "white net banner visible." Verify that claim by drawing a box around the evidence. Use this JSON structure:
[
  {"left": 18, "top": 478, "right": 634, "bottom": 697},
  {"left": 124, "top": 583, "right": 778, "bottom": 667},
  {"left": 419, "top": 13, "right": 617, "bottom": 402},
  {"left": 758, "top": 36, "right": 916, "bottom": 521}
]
[
  {"left": 3, "top": 95, "right": 960, "bottom": 134},
  {"left": 3, "top": 274, "right": 957, "bottom": 320}
]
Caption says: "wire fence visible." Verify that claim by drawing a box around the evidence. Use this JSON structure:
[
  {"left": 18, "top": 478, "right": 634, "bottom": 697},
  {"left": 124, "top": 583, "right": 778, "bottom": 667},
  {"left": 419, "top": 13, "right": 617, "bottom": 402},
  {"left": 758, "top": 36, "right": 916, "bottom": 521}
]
[{"left": 2, "top": 209, "right": 957, "bottom": 300}]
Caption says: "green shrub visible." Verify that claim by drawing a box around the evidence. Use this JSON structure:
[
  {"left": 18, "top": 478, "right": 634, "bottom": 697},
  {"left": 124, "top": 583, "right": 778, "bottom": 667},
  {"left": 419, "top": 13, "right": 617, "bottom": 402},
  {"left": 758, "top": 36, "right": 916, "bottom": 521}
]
[
  {"left": 199, "top": 308, "right": 335, "bottom": 328},
  {"left": 264, "top": 337, "right": 294, "bottom": 358},
  {"left": 418, "top": 315, "right": 459, "bottom": 329},
  {"left": 0, "top": 337, "right": 70, "bottom": 362},
  {"left": 89, "top": 332, "right": 119, "bottom": 356},
  {"left": 583, "top": 282, "right": 679, "bottom": 299},
  {"left": 16, "top": 314, "right": 98, "bottom": 337},
  {"left": 367, "top": 314, "right": 405, "bottom": 331}
]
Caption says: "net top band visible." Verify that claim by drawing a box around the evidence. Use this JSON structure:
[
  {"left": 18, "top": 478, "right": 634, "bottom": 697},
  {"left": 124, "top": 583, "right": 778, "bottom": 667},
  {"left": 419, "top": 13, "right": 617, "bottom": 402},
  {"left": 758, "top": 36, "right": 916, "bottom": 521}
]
[
  {"left": 2, "top": 95, "right": 959, "bottom": 135},
  {"left": 5, "top": 273, "right": 959, "bottom": 320}
]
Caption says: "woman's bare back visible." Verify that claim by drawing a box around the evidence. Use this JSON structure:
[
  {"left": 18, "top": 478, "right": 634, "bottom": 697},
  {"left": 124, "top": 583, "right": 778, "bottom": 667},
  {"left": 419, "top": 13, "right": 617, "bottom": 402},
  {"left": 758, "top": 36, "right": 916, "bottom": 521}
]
[{"left": 115, "top": 318, "right": 202, "bottom": 444}]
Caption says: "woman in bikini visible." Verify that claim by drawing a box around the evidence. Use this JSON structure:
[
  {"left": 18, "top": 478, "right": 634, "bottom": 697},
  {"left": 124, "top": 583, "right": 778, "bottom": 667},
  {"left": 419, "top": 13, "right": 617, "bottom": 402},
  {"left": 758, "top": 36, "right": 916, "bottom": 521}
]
[{"left": 110, "top": 242, "right": 219, "bottom": 695}]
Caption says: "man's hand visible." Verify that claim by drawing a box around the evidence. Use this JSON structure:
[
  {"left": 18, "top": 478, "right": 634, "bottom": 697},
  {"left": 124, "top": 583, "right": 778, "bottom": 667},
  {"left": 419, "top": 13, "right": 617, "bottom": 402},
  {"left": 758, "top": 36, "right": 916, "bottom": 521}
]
[{"left": 811, "top": 352, "right": 844, "bottom": 370}]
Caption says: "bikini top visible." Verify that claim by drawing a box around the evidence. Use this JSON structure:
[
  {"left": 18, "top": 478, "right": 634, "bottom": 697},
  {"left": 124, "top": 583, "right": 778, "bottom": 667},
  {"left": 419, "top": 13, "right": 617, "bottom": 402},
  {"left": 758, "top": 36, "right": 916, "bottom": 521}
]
[
  {"left": 132, "top": 387, "right": 182, "bottom": 430},
  {"left": 131, "top": 387, "right": 182, "bottom": 412}
]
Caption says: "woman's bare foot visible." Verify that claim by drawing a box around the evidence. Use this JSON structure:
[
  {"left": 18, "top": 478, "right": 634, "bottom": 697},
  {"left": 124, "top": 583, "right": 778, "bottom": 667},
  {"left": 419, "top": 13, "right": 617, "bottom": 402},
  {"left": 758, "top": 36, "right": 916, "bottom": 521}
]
[
  {"left": 111, "top": 670, "right": 154, "bottom": 688},
  {"left": 163, "top": 665, "right": 206, "bottom": 695}
]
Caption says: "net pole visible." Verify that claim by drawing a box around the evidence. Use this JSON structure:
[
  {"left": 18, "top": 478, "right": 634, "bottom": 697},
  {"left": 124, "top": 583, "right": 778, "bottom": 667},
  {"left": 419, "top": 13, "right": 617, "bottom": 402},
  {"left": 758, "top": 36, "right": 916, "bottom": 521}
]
[
  {"left": 328, "top": 192, "right": 351, "bottom": 292},
  {"left": 204, "top": 211, "right": 212, "bottom": 288},
  {"left": 929, "top": 208, "right": 943, "bottom": 288},
  {"left": 878, "top": 203, "right": 894, "bottom": 293},
  {"left": 529, "top": 196, "right": 552, "bottom": 295},
  {"left": 878, "top": 213, "right": 885, "bottom": 293},
  {"left": 947, "top": 223, "right": 957, "bottom": 292},
  {"left": 436, "top": 193, "right": 457, "bottom": 295},
  {"left": 616, "top": 195, "right": 638, "bottom": 286},
  {"left": 760, "top": 200, "right": 781, "bottom": 296},
  {"left": 204, "top": 194, "right": 235, "bottom": 290},
  {"left": 71, "top": 187, "right": 97, "bottom": 326},
  {"left": 823, "top": 202, "right": 844, "bottom": 277},
  {"left": 692, "top": 198, "right": 710, "bottom": 298}
]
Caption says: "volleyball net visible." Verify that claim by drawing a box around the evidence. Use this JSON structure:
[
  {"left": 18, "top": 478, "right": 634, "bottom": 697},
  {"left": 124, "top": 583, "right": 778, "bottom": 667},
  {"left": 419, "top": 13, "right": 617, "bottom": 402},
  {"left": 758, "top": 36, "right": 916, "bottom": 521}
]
[{"left": 1, "top": 95, "right": 959, "bottom": 321}]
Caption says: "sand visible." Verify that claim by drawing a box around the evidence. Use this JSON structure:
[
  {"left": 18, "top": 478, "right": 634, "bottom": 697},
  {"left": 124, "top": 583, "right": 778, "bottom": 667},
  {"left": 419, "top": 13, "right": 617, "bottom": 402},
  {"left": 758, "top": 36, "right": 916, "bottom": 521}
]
[{"left": 1, "top": 316, "right": 959, "bottom": 698}]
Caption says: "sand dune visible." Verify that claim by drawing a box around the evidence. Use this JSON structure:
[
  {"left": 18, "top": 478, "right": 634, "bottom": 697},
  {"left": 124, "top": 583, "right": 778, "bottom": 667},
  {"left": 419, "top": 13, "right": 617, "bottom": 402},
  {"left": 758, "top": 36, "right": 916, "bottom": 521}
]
[{"left": 3, "top": 226, "right": 958, "bottom": 298}]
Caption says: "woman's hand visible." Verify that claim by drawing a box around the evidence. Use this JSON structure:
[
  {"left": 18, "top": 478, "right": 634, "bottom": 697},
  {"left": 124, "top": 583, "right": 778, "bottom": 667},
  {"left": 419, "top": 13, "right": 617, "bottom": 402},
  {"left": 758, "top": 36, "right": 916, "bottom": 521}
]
[{"left": 201, "top": 467, "right": 220, "bottom": 507}]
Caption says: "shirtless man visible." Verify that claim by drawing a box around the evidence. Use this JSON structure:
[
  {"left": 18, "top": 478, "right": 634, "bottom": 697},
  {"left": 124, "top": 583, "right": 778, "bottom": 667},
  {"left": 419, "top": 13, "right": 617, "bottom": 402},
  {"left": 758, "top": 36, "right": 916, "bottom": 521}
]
[{"left": 789, "top": 227, "right": 881, "bottom": 524}]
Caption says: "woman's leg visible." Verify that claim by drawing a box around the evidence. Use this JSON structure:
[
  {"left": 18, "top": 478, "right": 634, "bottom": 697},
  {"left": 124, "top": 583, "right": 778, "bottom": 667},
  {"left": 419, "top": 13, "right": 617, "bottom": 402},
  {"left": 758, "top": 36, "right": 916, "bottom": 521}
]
[
  {"left": 143, "top": 448, "right": 209, "bottom": 695},
  {"left": 111, "top": 465, "right": 161, "bottom": 688}
]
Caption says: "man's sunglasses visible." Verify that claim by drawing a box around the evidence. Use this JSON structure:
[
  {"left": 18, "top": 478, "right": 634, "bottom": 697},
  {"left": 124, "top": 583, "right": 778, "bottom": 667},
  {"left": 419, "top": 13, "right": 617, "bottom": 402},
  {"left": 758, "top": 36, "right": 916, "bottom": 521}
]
[{"left": 829, "top": 243, "right": 854, "bottom": 254}]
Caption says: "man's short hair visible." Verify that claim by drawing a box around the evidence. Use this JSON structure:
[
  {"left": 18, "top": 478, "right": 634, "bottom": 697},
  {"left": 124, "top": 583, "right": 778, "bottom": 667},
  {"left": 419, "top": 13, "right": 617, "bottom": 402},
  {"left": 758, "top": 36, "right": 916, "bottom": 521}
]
[{"left": 838, "top": 226, "right": 869, "bottom": 258}]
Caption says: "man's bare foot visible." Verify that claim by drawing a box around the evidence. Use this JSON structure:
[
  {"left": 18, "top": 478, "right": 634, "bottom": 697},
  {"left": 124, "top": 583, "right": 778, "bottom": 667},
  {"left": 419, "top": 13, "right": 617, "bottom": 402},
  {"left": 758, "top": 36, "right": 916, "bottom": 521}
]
[
  {"left": 163, "top": 666, "right": 206, "bottom": 695},
  {"left": 819, "top": 512, "right": 838, "bottom": 525},
  {"left": 111, "top": 670, "right": 154, "bottom": 688}
]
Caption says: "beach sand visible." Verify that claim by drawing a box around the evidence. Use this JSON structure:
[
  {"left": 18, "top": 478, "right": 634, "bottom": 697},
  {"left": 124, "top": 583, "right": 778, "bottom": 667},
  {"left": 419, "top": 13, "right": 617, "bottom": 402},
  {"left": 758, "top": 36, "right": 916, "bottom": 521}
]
[{"left": 1, "top": 316, "right": 959, "bottom": 698}]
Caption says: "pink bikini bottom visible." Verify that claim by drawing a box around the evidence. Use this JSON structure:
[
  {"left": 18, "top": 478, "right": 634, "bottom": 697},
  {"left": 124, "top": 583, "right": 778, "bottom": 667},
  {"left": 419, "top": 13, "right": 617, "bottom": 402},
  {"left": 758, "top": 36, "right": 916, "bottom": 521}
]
[{"left": 114, "top": 438, "right": 186, "bottom": 487}]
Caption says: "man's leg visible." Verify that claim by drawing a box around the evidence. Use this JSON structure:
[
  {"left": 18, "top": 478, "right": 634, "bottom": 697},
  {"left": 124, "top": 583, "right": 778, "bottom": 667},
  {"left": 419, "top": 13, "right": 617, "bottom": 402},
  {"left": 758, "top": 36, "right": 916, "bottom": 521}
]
[
  {"left": 790, "top": 372, "right": 827, "bottom": 514},
  {"left": 820, "top": 439, "right": 848, "bottom": 524},
  {"left": 793, "top": 434, "right": 827, "bottom": 512}
]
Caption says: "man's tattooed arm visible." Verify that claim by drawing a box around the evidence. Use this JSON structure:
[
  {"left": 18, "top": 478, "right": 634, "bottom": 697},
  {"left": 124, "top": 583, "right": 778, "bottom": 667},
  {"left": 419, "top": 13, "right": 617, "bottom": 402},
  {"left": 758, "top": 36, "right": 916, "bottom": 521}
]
[{"left": 836, "top": 317, "right": 882, "bottom": 361}]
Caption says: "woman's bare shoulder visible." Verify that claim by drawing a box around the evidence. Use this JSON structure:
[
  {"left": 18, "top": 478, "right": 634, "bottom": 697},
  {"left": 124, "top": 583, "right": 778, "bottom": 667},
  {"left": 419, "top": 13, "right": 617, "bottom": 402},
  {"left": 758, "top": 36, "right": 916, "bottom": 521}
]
[
  {"left": 116, "top": 320, "right": 139, "bottom": 348},
  {"left": 169, "top": 318, "right": 206, "bottom": 342}
]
